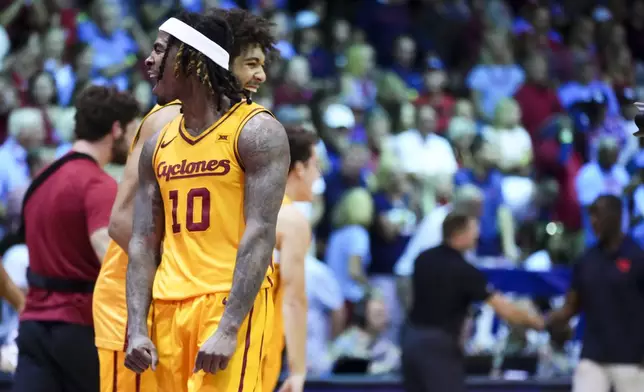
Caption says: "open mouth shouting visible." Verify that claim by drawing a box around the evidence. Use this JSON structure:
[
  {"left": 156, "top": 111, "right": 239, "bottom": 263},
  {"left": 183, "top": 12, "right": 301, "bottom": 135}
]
[
  {"left": 245, "top": 83, "right": 261, "bottom": 93},
  {"left": 148, "top": 71, "right": 159, "bottom": 91}
]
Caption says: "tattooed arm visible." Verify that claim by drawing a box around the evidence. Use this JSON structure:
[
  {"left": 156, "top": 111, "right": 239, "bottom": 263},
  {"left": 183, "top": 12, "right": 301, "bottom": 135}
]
[
  {"left": 108, "top": 105, "right": 180, "bottom": 251},
  {"left": 220, "top": 113, "right": 290, "bottom": 333},
  {"left": 126, "top": 131, "right": 165, "bottom": 338}
]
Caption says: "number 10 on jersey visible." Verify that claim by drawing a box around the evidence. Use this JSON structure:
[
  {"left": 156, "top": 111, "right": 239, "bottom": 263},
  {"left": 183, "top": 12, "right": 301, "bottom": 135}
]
[{"left": 168, "top": 188, "right": 211, "bottom": 233}]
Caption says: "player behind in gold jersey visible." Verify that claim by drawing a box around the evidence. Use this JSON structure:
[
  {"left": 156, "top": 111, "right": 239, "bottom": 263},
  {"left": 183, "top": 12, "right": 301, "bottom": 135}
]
[
  {"left": 93, "top": 9, "right": 277, "bottom": 392},
  {"left": 124, "top": 10, "right": 289, "bottom": 392},
  {"left": 262, "top": 127, "right": 320, "bottom": 392}
]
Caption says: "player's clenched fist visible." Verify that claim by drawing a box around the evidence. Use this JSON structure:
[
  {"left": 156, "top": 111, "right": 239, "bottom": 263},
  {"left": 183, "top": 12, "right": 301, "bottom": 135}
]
[
  {"left": 194, "top": 328, "right": 237, "bottom": 374},
  {"left": 125, "top": 335, "right": 158, "bottom": 373}
]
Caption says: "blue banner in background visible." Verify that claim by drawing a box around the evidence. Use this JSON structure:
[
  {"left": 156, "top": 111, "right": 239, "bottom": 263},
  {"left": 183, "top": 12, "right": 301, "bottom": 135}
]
[
  {"left": 479, "top": 267, "right": 586, "bottom": 342},
  {"left": 482, "top": 268, "right": 571, "bottom": 296}
]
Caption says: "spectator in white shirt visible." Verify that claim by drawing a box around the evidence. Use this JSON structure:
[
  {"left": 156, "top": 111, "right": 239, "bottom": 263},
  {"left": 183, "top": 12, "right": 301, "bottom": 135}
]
[
  {"left": 394, "top": 104, "right": 458, "bottom": 182},
  {"left": 305, "top": 256, "right": 345, "bottom": 376},
  {"left": 483, "top": 98, "right": 533, "bottom": 175},
  {"left": 447, "top": 116, "right": 477, "bottom": 168}
]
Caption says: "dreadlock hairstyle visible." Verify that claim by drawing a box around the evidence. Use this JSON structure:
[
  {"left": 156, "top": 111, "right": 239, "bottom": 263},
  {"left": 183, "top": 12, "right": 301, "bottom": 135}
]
[
  {"left": 207, "top": 8, "right": 279, "bottom": 63},
  {"left": 158, "top": 11, "right": 247, "bottom": 110}
]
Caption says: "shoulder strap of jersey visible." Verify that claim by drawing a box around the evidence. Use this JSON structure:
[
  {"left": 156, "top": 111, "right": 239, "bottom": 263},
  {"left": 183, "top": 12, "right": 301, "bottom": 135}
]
[
  {"left": 18, "top": 152, "right": 97, "bottom": 241},
  {"left": 130, "top": 100, "right": 182, "bottom": 151},
  {"left": 232, "top": 104, "right": 275, "bottom": 171}
]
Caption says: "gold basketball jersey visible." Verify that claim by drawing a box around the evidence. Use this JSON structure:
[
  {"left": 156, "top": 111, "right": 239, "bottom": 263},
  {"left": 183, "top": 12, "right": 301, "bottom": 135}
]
[{"left": 151, "top": 101, "right": 275, "bottom": 300}]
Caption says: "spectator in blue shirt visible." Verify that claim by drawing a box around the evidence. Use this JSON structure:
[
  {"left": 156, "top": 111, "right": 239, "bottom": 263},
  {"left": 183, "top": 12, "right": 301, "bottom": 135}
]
[
  {"left": 293, "top": 11, "right": 335, "bottom": 80},
  {"left": 42, "top": 27, "right": 76, "bottom": 107},
  {"left": 77, "top": 2, "right": 149, "bottom": 91},
  {"left": 0, "top": 108, "right": 45, "bottom": 235},
  {"left": 629, "top": 155, "right": 644, "bottom": 247},
  {"left": 319, "top": 144, "right": 370, "bottom": 239},
  {"left": 390, "top": 36, "right": 422, "bottom": 91},
  {"left": 466, "top": 30, "right": 525, "bottom": 122},
  {"left": 325, "top": 188, "right": 374, "bottom": 306},
  {"left": 369, "top": 164, "right": 417, "bottom": 340},
  {"left": 558, "top": 58, "right": 620, "bottom": 117},
  {"left": 454, "top": 134, "right": 518, "bottom": 264}
]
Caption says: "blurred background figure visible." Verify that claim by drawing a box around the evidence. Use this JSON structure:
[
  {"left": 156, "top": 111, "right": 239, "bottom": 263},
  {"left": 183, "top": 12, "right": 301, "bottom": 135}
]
[
  {"left": 0, "top": 248, "right": 28, "bottom": 374},
  {"left": 3, "top": 0, "right": 644, "bottom": 389},
  {"left": 325, "top": 188, "right": 373, "bottom": 317},
  {"left": 331, "top": 292, "right": 400, "bottom": 376},
  {"left": 401, "top": 212, "right": 544, "bottom": 392}
]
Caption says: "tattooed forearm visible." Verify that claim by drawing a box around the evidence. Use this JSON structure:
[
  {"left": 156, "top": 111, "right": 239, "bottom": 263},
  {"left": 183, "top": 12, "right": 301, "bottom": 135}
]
[
  {"left": 220, "top": 113, "right": 290, "bottom": 333},
  {"left": 126, "top": 133, "right": 165, "bottom": 337}
]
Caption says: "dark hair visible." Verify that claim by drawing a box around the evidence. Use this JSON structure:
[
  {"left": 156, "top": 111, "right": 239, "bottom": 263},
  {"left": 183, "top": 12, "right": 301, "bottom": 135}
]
[
  {"left": 28, "top": 71, "right": 59, "bottom": 105},
  {"left": 351, "top": 289, "right": 377, "bottom": 328},
  {"left": 26, "top": 151, "right": 44, "bottom": 177},
  {"left": 74, "top": 86, "right": 140, "bottom": 142},
  {"left": 285, "top": 126, "right": 318, "bottom": 172},
  {"left": 442, "top": 211, "right": 474, "bottom": 240},
  {"left": 351, "top": 298, "right": 368, "bottom": 328},
  {"left": 589, "top": 194, "right": 622, "bottom": 216},
  {"left": 71, "top": 42, "right": 92, "bottom": 70},
  {"left": 635, "top": 113, "right": 644, "bottom": 134},
  {"left": 159, "top": 11, "right": 245, "bottom": 110},
  {"left": 469, "top": 133, "right": 486, "bottom": 156},
  {"left": 516, "top": 220, "right": 541, "bottom": 250},
  {"left": 208, "top": 8, "right": 278, "bottom": 63}
]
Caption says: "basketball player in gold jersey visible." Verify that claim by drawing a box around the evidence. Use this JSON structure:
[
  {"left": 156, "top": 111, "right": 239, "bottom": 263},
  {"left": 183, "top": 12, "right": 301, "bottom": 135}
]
[
  {"left": 124, "top": 10, "right": 289, "bottom": 392},
  {"left": 93, "top": 9, "right": 277, "bottom": 392},
  {"left": 262, "top": 127, "right": 320, "bottom": 392}
]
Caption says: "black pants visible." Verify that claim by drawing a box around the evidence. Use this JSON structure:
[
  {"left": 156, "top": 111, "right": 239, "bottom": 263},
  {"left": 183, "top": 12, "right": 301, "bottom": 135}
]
[
  {"left": 12, "top": 321, "right": 99, "bottom": 392},
  {"left": 401, "top": 323, "right": 466, "bottom": 392}
]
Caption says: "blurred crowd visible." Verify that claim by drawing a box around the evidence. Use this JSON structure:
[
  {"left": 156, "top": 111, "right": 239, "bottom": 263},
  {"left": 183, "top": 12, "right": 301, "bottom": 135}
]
[{"left": 1, "top": 0, "right": 644, "bottom": 381}]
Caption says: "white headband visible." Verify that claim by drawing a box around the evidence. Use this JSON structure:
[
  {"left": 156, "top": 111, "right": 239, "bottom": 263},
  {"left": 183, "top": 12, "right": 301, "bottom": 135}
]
[{"left": 159, "top": 17, "right": 230, "bottom": 71}]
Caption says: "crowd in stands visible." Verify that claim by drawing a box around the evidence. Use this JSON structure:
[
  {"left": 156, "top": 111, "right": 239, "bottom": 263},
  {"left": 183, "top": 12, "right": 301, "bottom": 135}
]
[{"left": 1, "top": 0, "right": 644, "bottom": 381}]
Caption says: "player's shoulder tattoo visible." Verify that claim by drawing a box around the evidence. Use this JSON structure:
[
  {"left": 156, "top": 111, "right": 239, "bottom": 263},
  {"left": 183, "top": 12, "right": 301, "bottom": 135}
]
[{"left": 237, "top": 113, "right": 289, "bottom": 167}]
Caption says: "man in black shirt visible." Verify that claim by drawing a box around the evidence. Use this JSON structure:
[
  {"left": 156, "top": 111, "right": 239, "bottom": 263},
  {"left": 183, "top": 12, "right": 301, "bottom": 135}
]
[
  {"left": 401, "top": 211, "right": 545, "bottom": 392},
  {"left": 547, "top": 195, "right": 644, "bottom": 392}
]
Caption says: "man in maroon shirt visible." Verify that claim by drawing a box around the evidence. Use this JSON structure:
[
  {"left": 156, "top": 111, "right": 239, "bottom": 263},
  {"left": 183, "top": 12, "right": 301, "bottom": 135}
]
[
  {"left": 13, "top": 86, "right": 139, "bottom": 392},
  {"left": 514, "top": 54, "right": 562, "bottom": 140}
]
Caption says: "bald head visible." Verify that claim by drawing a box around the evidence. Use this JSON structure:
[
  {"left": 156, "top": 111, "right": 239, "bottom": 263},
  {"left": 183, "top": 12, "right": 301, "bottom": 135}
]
[
  {"left": 453, "top": 185, "right": 483, "bottom": 217},
  {"left": 598, "top": 136, "right": 618, "bottom": 151},
  {"left": 598, "top": 136, "right": 619, "bottom": 170},
  {"left": 454, "top": 184, "right": 483, "bottom": 203}
]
